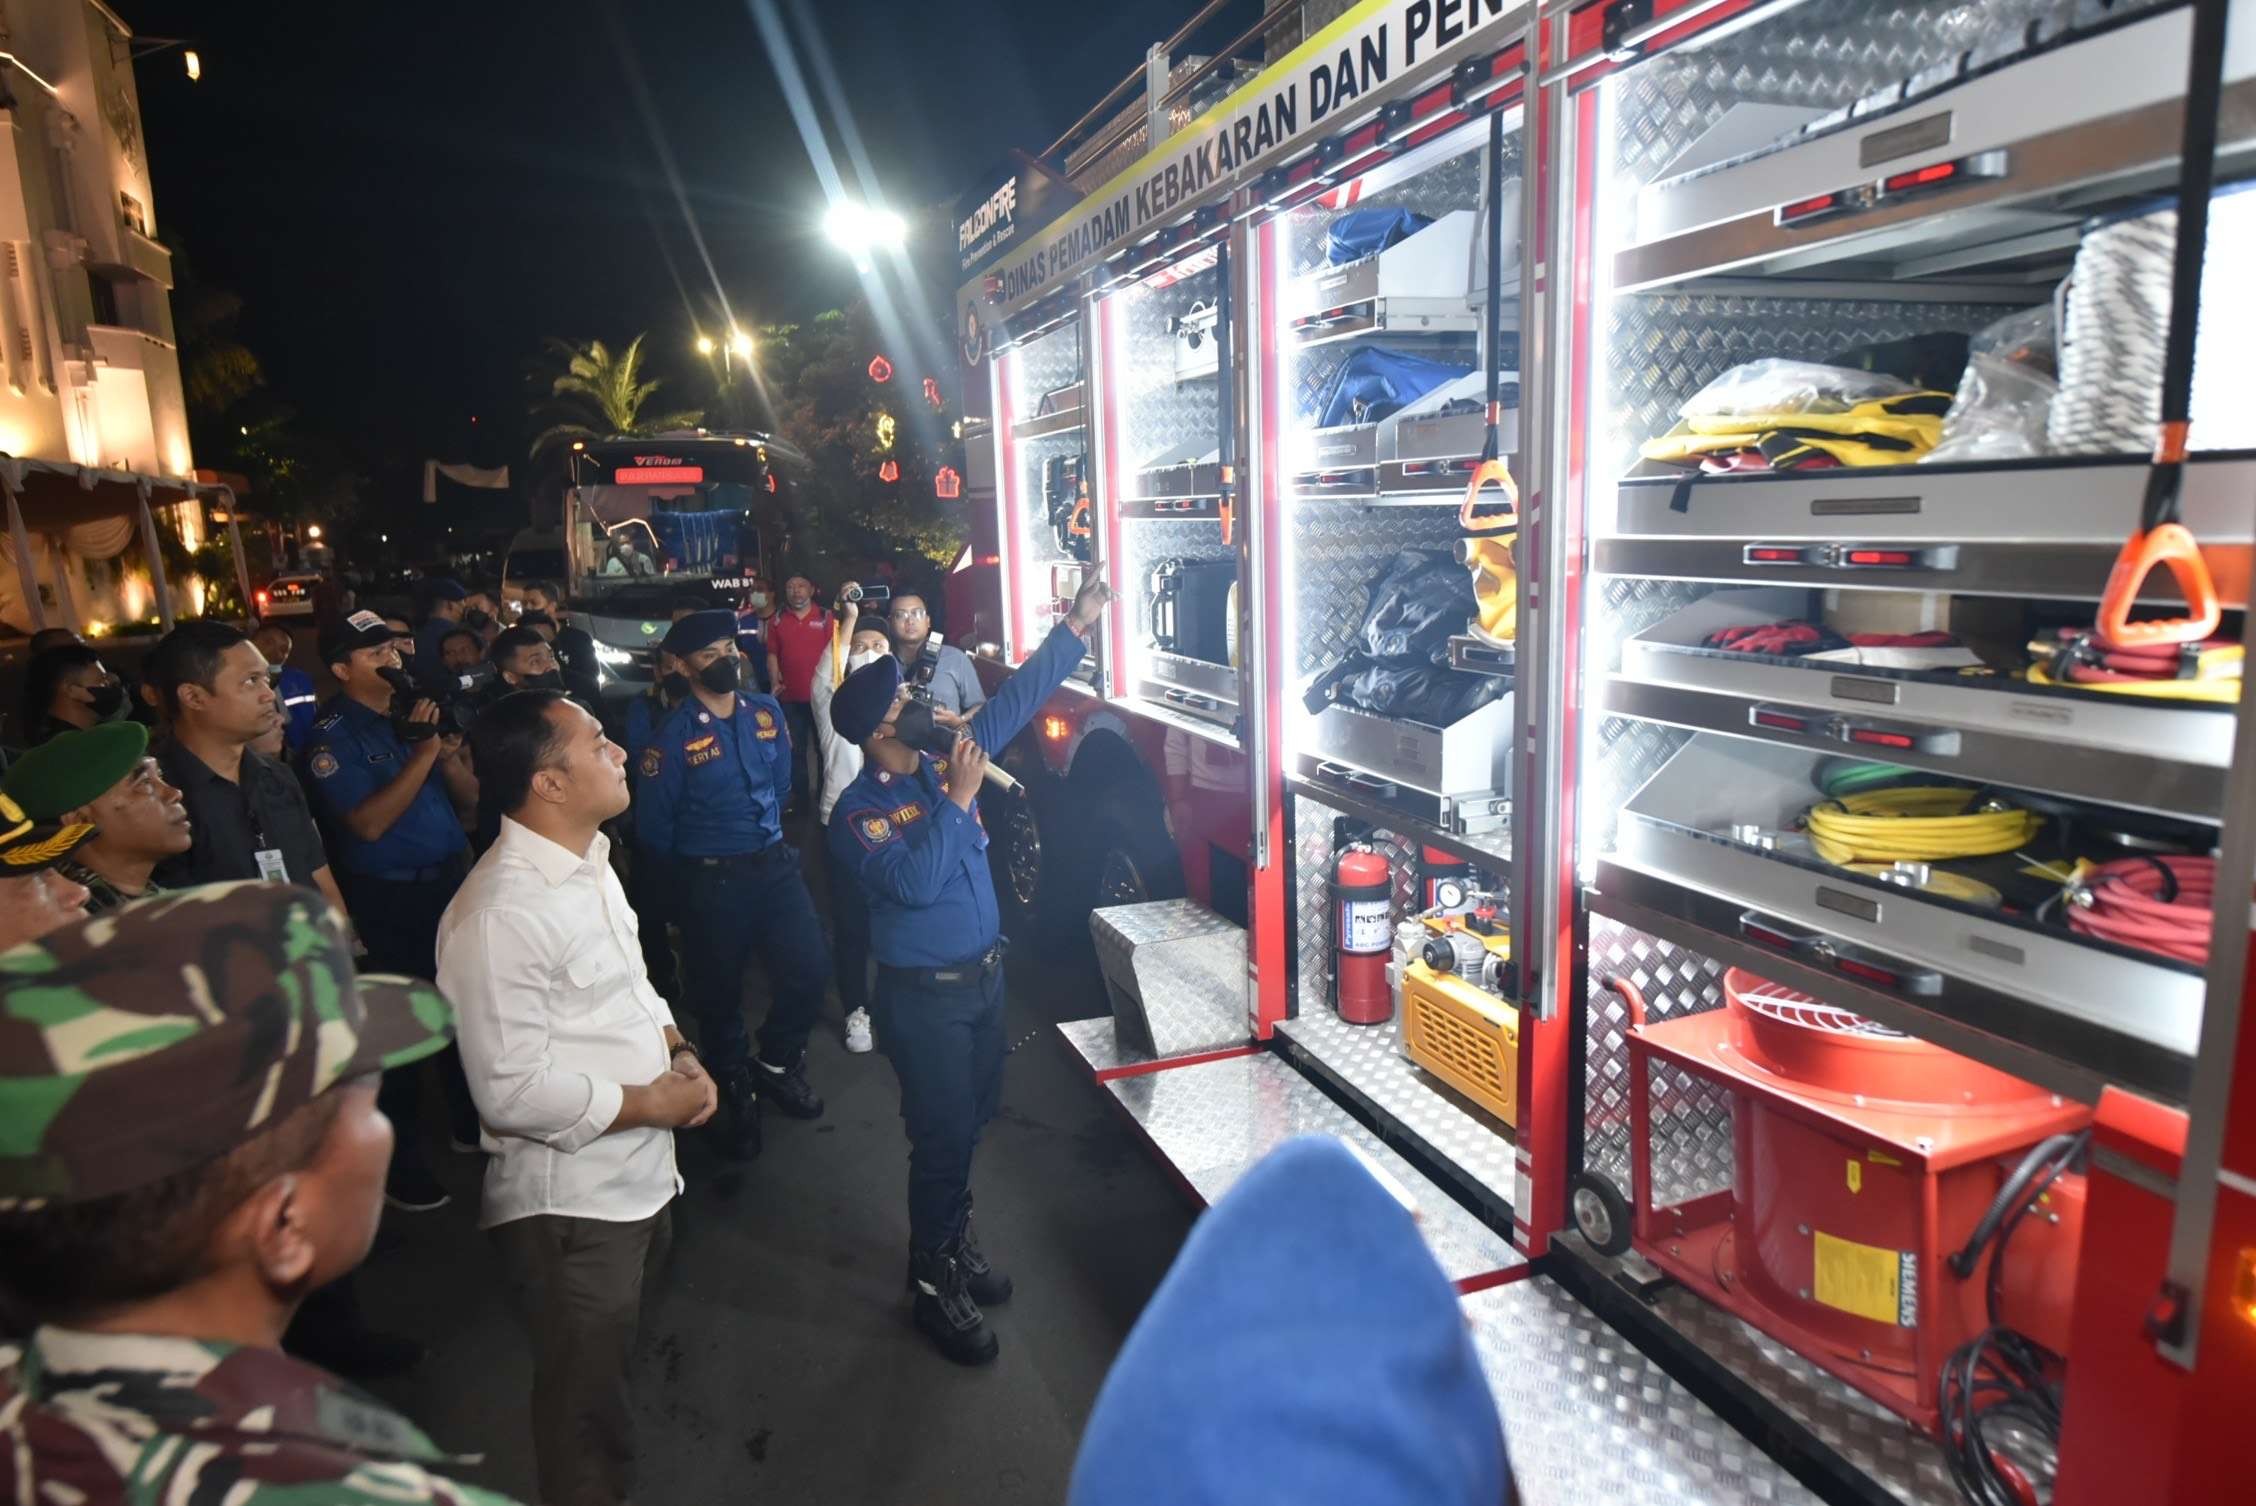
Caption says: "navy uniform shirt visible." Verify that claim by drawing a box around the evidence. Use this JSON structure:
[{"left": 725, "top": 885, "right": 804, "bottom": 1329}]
[
  {"left": 830, "top": 621, "right": 1084, "bottom": 968},
  {"left": 275, "top": 665, "right": 319, "bottom": 752},
  {"left": 302, "top": 696, "right": 468, "bottom": 878},
  {"left": 634, "top": 686, "right": 793, "bottom": 857}
]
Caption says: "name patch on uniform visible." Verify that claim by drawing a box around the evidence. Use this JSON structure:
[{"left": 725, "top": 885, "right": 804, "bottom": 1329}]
[
  {"left": 685, "top": 734, "right": 722, "bottom": 768},
  {"left": 310, "top": 750, "right": 340, "bottom": 779},
  {"left": 640, "top": 747, "right": 662, "bottom": 779},
  {"left": 889, "top": 803, "right": 924, "bottom": 827}
]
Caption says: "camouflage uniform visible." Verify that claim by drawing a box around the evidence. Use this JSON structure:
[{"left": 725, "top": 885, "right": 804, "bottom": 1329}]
[
  {"left": 53, "top": 856, "right": 161, "bottom": 915},
  {"left": 0, "top": 1328, "right": 522, "bottom": 1503},
  {"left": 0, "top": 881, "right": 530, "bottom": 1505}
]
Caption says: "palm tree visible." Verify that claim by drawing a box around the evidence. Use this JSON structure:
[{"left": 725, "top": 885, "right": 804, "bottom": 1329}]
[{"left": 528, "top": 334, "right": 704, "bottom": 459}]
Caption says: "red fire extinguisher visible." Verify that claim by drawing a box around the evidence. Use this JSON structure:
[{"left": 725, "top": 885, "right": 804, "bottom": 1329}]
[{"left": 1333, "top": 847, "right": 1393, "bottom": 1025}]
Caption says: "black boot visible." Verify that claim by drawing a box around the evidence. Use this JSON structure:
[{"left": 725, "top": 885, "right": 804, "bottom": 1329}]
[
  {"left": 715, "top": 1064, "right": 763, "bottom": 1160},
  {"left": 959, "top": 1197, "right": 1012, "bottom": 1306},
  {"left": 910, "top": 1242, "right": 999, "bottom": 1367},
  {"left": 756, "top": 1051, "right": 824, "bottom": 1120}
]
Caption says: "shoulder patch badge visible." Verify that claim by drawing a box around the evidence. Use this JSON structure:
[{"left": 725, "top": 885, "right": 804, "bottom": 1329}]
[
  {"left": 639, "top": 746, "right": 662, "bottom": 779},
  {"left": 310, "top": 750, "right": 340, "bottom": 780},
  {"left": 755, "top": 708, "right": 775, "bottom": 730},
  {"left": 858, "top": 814, "right": 894, "bottom": 847}
]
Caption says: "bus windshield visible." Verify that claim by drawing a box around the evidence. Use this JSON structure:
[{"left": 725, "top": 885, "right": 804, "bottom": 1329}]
[{"left": 563, "top": 432, "right": 799, "bottom": 609}]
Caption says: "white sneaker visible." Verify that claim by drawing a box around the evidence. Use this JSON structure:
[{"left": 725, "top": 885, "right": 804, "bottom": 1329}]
[{"left": 845, "top": 1009, "right": 874, "bottom": 1054}]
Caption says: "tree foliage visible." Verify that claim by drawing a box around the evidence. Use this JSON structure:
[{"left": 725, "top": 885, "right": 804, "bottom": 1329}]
[
  {"left": 754, "top": 302, "right": 964, "bottom": 576},
  {"left": 527, "top": 334, "right": 703, "bottom": 460}
]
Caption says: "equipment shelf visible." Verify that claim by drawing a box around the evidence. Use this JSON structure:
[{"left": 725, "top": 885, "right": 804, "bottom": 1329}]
[
  {"left": 1608, "top": 734, "right": 2201, "bottom": 1099},
  {"left": 1598, "top": 453, "right": 2256, "bottom": 606},
  {"left": 1284, "top": 769, "right": 1512, "bottom": 880},
  {"left": 1286, "top": 206, "right": 1506, "bottom": 347},
  {"left": 1288, "top": 377, "right": 1520, "bottom": 503},
  {"left": 1615, "top": 1, "right": 2256, "bottom": 291},
  {"left": 1011, "top": 406, "right": 1087, "bottom": 442},
  {"left": 1274, "top": 1010, "right": 1518, "bottom": 1228},
  {"left": 1607, "top": 587, "right": 2232, "bottom": 821}
]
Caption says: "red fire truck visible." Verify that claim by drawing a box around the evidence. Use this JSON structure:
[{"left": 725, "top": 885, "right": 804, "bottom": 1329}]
[{"left": 954, "top": 2, "right": 2256, "bottom": 1501}]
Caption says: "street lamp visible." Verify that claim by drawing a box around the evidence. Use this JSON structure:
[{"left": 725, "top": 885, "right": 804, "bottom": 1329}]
[
  {"left": 824, "top": 200, "right": 907, "bottom": 264},
  {"left": 695, "top": 334, "right": 716, "bottom": 356},
  {"left": 729, "top": 329, "right": 754, "bottom": 359}
]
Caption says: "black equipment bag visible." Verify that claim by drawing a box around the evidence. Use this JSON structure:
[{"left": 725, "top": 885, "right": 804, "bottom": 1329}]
[
  {"left": 1302, "top": 548, "right": 1504, "bottom": 727},
  {"left": 1148, "top": 557, "right": 1236, "bottom": 666}
]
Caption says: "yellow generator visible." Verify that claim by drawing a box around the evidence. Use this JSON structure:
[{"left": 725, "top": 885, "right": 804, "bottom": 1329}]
[{"left": 1399, "top": 913, "right": 1520, "bottom": 1128}]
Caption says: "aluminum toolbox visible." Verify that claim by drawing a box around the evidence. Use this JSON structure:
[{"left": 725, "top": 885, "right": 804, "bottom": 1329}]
[
  {"left": 1286, "top": 207, "right": 1497, "bottom": 343},
  {"left": 1091, "top": 899, "right": 1249, "bottom": 1059},
  {"left": 1612, "top": 587, "right": 2232, "bottom": 819},
  {"left": 1597, "top": 454, "right": 2256, "bottom": 608},
  {"left": 1614, "top": 734, "right": 2203, "bottom": 1071},
  {"left": 1616, "top": 3, "right": 2256, "bottom": 288},
  {"left": 1302, "top": 692, "right": 1514, "bottom": 802}
]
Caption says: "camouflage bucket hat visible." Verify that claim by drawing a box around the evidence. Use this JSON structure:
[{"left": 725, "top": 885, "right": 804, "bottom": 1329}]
[{"left": 0, "top": 880, "right": 455, "bottom": 1205}]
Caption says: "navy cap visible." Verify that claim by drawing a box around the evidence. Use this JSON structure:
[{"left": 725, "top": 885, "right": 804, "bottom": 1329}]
[
  {"left": 320, "top": 609, "right": 403, "bottom": 667},
  {"left": 830, "top": 655, "right": 902, "bottom": 745},
  {"left": 1068, "top": 1137, "right": 1510, "bottom": 1506},
  {"left": 660, "top": 609, "right": 739, "bottom": 657},
  {"left": 425, "top": 577, "right": 468, "bottom": 602}
]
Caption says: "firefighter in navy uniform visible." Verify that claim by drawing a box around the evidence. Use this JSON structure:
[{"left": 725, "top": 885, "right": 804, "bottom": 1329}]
[
  {"left": 828, "top": 569, "right": 1109, "bottom": 1365},
  {"left": 635, "top": 610, "right": 829, "bottom": 1160}
]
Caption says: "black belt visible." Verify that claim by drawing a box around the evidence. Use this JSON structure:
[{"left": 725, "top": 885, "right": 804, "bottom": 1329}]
[
  {"left": 879, "top": 940, "right": 1006, "bottom": 990},
  {"left": 691, "top": 845, "right": 782, "bottom": 868}
]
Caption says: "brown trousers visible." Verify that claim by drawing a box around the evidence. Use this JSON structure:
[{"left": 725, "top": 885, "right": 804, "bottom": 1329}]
[{"left": 491, "top": 1205, "right": 673, "bottom": 1506}]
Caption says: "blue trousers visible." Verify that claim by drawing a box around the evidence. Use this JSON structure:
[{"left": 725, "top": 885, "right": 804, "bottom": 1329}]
[
  {"left": 873, "top": 963, "right": 1007, "bottom": 1253},
  {"left": 674, "top": 845, "right": 831, "bottom": 1072}
]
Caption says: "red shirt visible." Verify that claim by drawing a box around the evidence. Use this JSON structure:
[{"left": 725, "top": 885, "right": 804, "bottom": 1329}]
[{"left": 768, "top": 604, "right": 833, "bottom": 701}]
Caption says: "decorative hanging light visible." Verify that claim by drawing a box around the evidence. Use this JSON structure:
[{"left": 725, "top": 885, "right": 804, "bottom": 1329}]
[
  {"left": 934, "top": 467, "right": 962, "bottom": 499},
  {"left": 868, "top": 355, "right": 894, "bottom": 383},
  {"left": 875, "top": 412, "right": 897, "bottom": 451},
  {"left": 878, "top": 459, "right": 901, "bottom": 483},
  {"left": 923, "top": 376, "right": 943, "bottom": 410}
]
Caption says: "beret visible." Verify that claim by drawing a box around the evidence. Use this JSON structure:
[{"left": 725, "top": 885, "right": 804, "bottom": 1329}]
[
  {"left": 830, "top": 655, "right": 903, "bottom": 745},
  {"left": 661, "top": 610, "right": 739, "bottom": 657},
  {"left": 1, "top": 721, "right": 150, "bottom": 820}
]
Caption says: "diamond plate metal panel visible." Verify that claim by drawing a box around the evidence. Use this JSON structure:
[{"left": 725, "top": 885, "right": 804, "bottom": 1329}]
[
  {"left": 1093, "top": 899, "right": 1250, "bottom": 1057},
  {"left": 1056, "top": 1016, "right": 1152, "bottom": 1077},
  {"left": 1463, "top": 1278, "right": 1819, "bottom": 1506},
  {"left": 1283, "top": 138, "right": 1503, "bottom": 275},
  {"left": 1106, "top": 1051, "right": 1522, "bottom": 1281},
  {"left": 1609, "top": 0, "right": 2067, "bottom": 195},
  {"left": 1277, "top": 1009, "right": 1518, "bottom": 1207},
  {"left": 1010, "top": 319, "right": 1090, "bottom": 584},
  {"left": 1581, "top": 915, "right": 1736, "bottom": 1206},
  {"left": 1290, "top": 503, "right": 1474, "bottom": 678},
  {"left": 1119, "top": 265, "right": 1224, "bottom": 466}
]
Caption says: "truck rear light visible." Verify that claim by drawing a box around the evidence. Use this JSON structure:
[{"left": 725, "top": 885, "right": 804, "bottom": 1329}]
[
  {"left": 1834, "top": 956, "right": 1905, "bottom": 989},
  {"left": 1777, "top": 191, "right": 1842, "bottom": 224},
  {"left": 1847, "top": 728, "right": 1915, "bottom": 749},
  {"left": 1752, "top": 709, "right": 1811, "bottom": 734},
  {"left": 1745, "top": 545, "right": 1803, "bottom": 564},
  {"left": 1743, "top": 920, "right": 1798, "bottom": 952},
  {"left": 1843, "top": 548, "right": 1916, "bottom": 567}
]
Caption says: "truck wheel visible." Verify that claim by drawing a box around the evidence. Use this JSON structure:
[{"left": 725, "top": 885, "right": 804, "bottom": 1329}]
[
  {"left": 1089, "top": 807, "right": 1184, "bottom": 911},
  {"left": 986, "top": 775, "right": 1082, "bottom": 957},
  {"left": 1569, "top": 1170, "right": 1633, "bottom": 1257}
]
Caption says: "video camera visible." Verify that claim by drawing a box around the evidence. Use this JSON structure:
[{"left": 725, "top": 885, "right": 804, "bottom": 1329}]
[
  {"left": 838, "top": 582, "right": 891, "bottom": 607},
  {"left": 378, "top": 662, "right": 495, "bottom": 742}
]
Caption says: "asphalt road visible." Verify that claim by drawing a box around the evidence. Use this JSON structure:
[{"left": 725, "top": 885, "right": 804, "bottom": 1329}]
[{"left": 354, "top": 819, "right": 1193, "bottom": 1506}]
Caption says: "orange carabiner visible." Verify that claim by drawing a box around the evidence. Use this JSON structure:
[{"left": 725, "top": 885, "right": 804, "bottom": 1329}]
[
  {"left": 2096, "top": 520, "right": 2221, "bottom": 649},
  {"left": 1218, "top": 464, "right": 1236, "bottom": 547}
]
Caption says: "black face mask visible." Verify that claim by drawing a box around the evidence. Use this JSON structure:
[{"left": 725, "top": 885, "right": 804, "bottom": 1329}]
[
  {"left": 890, "top": 697, "right": 957, "bottom": 757},
  {"left": 660, "top": 671, "right": 691, "bottom": 700},
  {"left": 520, "top": 669, "right": 565, "bottom": 692},
  {"left": 463, "top": 607, "right": 495, "bottom": 633},
  {"left": 377, "top": 664, "right": 419, "bottom": 701},
  {"left": 82, "top": 681, "right": 125, "bottom": 719},
  {"left": 696, "top": 657, "right": 741, "bottom": 695}
]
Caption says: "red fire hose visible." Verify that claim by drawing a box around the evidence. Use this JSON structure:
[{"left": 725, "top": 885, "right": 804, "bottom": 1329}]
[{"left": 2063, "top": 855, "right": 2214, "bottom": 965}]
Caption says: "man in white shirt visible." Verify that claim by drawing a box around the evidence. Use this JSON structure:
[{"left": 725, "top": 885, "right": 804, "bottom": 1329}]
[{"left": 437, "top": 689, "right": 717, "bottom": 1506}]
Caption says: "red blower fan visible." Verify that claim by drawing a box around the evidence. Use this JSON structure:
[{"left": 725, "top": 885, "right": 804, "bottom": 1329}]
[{"left": 1611, "top": 968, "right": 2090, "bottom": 1431}]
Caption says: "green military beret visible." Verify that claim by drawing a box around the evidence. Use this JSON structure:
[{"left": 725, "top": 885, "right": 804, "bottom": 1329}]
[
  {"left": 1, "top": 721, "right": 149, "bottom": 820},
  {"left": 0, "top": 880, "right": 458, "bottom": 1205}
]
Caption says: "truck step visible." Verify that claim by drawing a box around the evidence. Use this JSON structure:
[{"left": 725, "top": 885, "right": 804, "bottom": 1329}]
[
  {"left": 1101, "top": 1047, "right": 1522, "bottom": 1287},
  {"left": 1091, "top": 898, "right": 1249, "bottom": 1059}
]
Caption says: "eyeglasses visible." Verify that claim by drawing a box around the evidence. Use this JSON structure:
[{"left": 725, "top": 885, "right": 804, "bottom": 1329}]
[{"left": 892, "top": 607, "right": 929, "bottom": 621}]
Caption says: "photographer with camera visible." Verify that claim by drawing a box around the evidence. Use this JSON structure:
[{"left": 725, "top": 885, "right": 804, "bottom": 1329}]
[
  {"left": 888, "top": 591, "right": 985, "bottom": 719},
  {"left": 304, "top": 609, "right": 479, "bottom": 1213}
]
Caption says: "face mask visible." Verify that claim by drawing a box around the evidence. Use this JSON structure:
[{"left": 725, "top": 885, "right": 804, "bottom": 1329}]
[
  {"left": 83, "top": 682, "right": 125, "bottom": 719},
  {"left": 846, "top": 649, "right": 882, "bottom": 673},
  {"left": 748, "top": 593, "right": 771, "bottom": 611},
  {"left": 696, "top": 657, "right": 741, "bottom": 694},
  {"left": 660, "top": 671, "right": 691, "bottom": 700},
  {"left": 464, "top": 607, "right": 495, "bottom": 633},
  {"left": 522, "top": 669, "right": 565, "bottom": 692}
]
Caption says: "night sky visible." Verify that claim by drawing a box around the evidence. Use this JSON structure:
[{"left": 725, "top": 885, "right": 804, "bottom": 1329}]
[{"left": 123, "top": 0, "right": 1227, "bottom": 484}]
